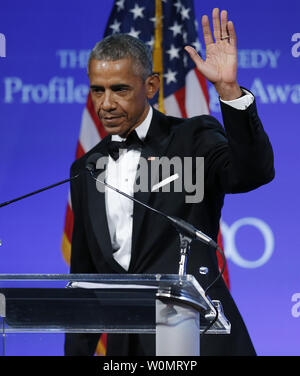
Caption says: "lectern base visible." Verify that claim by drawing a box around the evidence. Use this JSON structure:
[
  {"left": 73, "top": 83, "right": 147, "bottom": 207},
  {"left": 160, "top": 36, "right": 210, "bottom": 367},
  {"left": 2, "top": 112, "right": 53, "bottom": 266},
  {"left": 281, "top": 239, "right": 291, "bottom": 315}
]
[{"left": 156, "top": 299, "right": 200, "bottom": 356}]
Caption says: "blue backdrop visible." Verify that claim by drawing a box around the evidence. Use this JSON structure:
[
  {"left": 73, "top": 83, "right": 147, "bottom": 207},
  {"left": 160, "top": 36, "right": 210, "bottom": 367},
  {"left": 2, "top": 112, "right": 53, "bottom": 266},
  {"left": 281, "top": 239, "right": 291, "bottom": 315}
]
[{"left": 0, "top": 0, "right": 299, "bottom": 355}]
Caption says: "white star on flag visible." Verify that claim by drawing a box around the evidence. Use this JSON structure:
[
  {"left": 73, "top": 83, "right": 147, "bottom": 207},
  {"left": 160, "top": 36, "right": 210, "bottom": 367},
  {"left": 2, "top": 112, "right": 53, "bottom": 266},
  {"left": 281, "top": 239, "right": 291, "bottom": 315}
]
[
  {"left": 164, "top": 69, "right": 177, "bottom": 84},
  {"left": 130, "top": 4, "right": 145, "bottom": 20},
  {"left": 166, "top": 44, "right": 180, "bottom": 60},
  {"left": 181, "top": 6, "right": 190, "bottom": 20},
  {"left": 110, "top": 19, "right": 121, "bottom": 33},
  {"left": 115, "top": 0, "right": 125, "bottom": 12},
  {"left": 128, "top": 27, "right": 141, "bottom": 38},
  {"left": 169, "top": 21, "right": 183, "bottom": 37},
  {"left": 174, "top": 0, "right": 182, "bottom": 12}
]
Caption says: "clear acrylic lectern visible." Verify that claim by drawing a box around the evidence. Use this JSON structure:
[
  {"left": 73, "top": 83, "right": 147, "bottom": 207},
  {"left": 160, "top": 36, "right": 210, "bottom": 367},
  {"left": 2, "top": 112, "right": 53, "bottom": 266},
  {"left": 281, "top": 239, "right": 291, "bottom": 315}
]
[{"left": 0, "top": 274, "right": 230, "bottom": 356}]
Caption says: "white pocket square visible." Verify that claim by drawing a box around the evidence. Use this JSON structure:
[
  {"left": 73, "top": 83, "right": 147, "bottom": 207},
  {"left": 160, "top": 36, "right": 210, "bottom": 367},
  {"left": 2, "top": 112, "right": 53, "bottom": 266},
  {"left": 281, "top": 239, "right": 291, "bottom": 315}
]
[{"left": 151, "top": 173, "right": 179, "bottom": 192}]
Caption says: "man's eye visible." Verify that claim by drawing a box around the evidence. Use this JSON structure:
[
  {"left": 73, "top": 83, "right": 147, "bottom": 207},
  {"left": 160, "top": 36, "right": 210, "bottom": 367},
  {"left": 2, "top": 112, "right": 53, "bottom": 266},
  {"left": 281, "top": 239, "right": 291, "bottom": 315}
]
[
  {"left": 90, "top": 87, "right": 104, "bottom": 94},
  {"left": 115, "top": 87, "right": 129, "bottom": 92}
]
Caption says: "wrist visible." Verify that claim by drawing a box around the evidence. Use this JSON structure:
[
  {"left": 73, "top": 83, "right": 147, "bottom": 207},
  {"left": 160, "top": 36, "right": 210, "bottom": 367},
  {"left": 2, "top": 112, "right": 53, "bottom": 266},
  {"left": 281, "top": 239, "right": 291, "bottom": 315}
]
[{"left": 215, "top": 82, "right": 242, "bottom": 101}]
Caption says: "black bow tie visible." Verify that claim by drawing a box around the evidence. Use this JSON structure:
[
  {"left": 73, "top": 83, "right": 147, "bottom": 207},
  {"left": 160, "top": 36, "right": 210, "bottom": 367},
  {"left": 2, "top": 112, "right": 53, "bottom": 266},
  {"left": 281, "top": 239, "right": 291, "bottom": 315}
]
[{"left": 107, "top": 130, "right": 144, "bottom": 161}]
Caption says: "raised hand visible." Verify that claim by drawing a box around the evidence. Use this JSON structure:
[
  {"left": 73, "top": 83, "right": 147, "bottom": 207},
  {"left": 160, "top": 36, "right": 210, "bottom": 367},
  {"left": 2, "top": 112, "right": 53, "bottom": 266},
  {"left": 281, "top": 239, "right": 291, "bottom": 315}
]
[{"left": 185, "top": 8, "right": 242, "bottom": 101}]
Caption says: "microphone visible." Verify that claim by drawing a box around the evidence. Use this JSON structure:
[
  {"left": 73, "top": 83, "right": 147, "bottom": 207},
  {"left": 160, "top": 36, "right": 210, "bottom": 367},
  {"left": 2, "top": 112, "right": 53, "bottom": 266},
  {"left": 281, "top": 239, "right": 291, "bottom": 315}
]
[
  {"left": 166, "top": 216, "right": 218, "bottom": 249},
  {"left": 0, "top": 174, "right": 80, "bottom": 209},
  {"left": 85, "top": 153, "right": 218, "bottom": 249}
]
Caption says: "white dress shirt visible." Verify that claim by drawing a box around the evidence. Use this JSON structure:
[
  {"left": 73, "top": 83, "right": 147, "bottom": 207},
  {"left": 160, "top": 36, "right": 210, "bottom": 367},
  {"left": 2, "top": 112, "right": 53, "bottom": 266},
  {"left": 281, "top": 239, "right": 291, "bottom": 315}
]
[
  {"left": 105, "top": 106, "right": 153, "bottom": 270},
  {"left": 105, "top": 90, "right": 253, "bottom": 271}
]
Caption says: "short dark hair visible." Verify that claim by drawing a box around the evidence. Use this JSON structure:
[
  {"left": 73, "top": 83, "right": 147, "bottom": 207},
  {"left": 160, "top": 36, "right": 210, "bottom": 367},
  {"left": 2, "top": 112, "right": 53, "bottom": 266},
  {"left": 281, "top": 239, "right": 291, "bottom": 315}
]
[{"left": 88, "top": 34, "right": 153, "bottom": 80}]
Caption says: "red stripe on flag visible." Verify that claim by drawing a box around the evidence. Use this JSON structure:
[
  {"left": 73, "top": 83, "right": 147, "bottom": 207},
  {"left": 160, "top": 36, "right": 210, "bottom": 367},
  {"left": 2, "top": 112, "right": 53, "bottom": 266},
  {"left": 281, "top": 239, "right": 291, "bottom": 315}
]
[
  {"left": 174, "top": 87, "right": 188, "bottom": 118},
  {"left": 75, "top": 141, "right": 85, "bottom": 160}
]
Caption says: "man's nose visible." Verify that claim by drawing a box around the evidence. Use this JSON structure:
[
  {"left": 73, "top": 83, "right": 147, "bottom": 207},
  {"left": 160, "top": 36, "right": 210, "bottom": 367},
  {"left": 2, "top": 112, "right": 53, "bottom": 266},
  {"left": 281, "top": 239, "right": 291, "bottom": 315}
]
[{"left": 101, "top": 91, "right": 116, "bottom": 111}]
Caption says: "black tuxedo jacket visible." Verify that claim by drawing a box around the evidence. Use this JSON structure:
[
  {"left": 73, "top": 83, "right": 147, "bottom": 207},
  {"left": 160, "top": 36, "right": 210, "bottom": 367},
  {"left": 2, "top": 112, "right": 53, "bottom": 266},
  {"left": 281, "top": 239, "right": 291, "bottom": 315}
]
[{"left": 65, "top": 99, "right": 274, "bottom": 356}]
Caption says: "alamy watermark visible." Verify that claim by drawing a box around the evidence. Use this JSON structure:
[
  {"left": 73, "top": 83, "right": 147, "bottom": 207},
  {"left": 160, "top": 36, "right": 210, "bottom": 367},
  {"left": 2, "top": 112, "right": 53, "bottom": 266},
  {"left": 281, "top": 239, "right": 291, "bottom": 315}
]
[
  {"left": 0, "top": 33, "right": 6, "bottom": 58},
  {"left": 291, "top": 293, "right": 300, "bottom": 318},
  {"left": 94, "top": 154, "right": 204, "bottom": 204},
  {"left": 291, "top": 33, "right": 300, "bottom": 58}
]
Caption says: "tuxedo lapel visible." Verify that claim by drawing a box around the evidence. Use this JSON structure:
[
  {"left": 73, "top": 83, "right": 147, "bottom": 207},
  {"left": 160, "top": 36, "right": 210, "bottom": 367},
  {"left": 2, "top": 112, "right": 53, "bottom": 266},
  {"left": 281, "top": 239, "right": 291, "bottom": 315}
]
[
  {"left": 129, "top": 109, "right": 174, "bottom": 271},
  {"left": 86, "top": 138, "right": 126, "bottom": 273}
]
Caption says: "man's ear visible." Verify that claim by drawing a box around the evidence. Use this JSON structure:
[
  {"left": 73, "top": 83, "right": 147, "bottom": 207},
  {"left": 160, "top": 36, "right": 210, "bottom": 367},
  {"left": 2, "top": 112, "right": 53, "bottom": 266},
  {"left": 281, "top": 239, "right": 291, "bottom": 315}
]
[{"left": 145, "top": 74, "right": 160, "bottom": 99}]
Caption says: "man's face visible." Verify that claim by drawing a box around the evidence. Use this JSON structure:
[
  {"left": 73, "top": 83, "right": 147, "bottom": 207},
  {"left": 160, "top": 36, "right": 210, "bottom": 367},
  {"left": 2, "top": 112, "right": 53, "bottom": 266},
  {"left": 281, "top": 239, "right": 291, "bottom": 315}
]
[{"left": 89, "top": 58, "right": 159, "bottom": 138}]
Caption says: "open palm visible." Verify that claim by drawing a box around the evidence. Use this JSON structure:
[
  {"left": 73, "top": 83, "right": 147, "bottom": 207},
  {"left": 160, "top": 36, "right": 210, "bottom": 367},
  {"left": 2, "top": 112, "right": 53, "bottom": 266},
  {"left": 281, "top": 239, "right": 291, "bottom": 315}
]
[
  {"left": 185, "top": 8, "right": 241, "bottom": 100},
  {"left": 202, "top": 36, "right": 237, "bottom": 85}
]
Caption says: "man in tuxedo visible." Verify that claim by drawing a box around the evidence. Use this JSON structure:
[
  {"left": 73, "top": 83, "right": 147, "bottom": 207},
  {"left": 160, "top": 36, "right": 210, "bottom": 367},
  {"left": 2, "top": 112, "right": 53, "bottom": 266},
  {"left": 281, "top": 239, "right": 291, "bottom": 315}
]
[{"left": 65, "top": 8, "right": 274, "bottom": 356}]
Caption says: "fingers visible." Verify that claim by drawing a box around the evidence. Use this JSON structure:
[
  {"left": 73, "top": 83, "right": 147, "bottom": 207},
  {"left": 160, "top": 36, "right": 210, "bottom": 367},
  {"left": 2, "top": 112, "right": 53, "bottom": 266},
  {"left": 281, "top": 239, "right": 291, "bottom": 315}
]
[
  {"left": 220, "top": 10, "right": 228, "bottom": 40},
  {"left": 202, "top": 8, "right": 234, "bottom": 43},
  {"left": 227, "top": 20, "right": 237, "bottom": 47},
  {"left": 212, "top": 8, "right": 221, "bottom": 41},
  {"left": 202, "top": 14, "right": 213, "bottom": 46}
]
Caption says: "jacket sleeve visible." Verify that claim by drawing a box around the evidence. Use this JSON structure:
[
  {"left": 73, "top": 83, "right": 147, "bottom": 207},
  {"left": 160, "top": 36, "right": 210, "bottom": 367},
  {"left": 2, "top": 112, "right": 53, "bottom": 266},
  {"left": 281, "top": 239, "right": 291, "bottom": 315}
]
[{"left": 197, "top": 98, "right": 275, "bottom": 194}]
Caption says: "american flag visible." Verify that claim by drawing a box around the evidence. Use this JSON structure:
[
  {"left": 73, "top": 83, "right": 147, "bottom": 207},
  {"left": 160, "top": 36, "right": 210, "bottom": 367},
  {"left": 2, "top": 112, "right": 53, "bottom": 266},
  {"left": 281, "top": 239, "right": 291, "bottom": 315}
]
[{"left": 61, "top": 0, "right": 229, "bottom": 355}]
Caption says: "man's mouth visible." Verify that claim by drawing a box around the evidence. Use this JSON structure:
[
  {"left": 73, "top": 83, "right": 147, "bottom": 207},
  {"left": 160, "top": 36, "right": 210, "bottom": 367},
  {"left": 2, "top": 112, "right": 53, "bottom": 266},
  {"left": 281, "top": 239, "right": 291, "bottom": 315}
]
[
  {"left": 104, "top": 116, "right": 120, "bottom": 120},
  {"left": 101, "top": 115, "right": 123, "bottom": 125}
]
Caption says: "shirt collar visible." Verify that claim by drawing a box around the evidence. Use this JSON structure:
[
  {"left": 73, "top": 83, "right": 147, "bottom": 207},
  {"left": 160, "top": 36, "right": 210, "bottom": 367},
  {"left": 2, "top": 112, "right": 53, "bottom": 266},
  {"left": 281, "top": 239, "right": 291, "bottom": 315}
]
[{"left": 111, "top": 106, "right": 153, "bottom": 142}]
